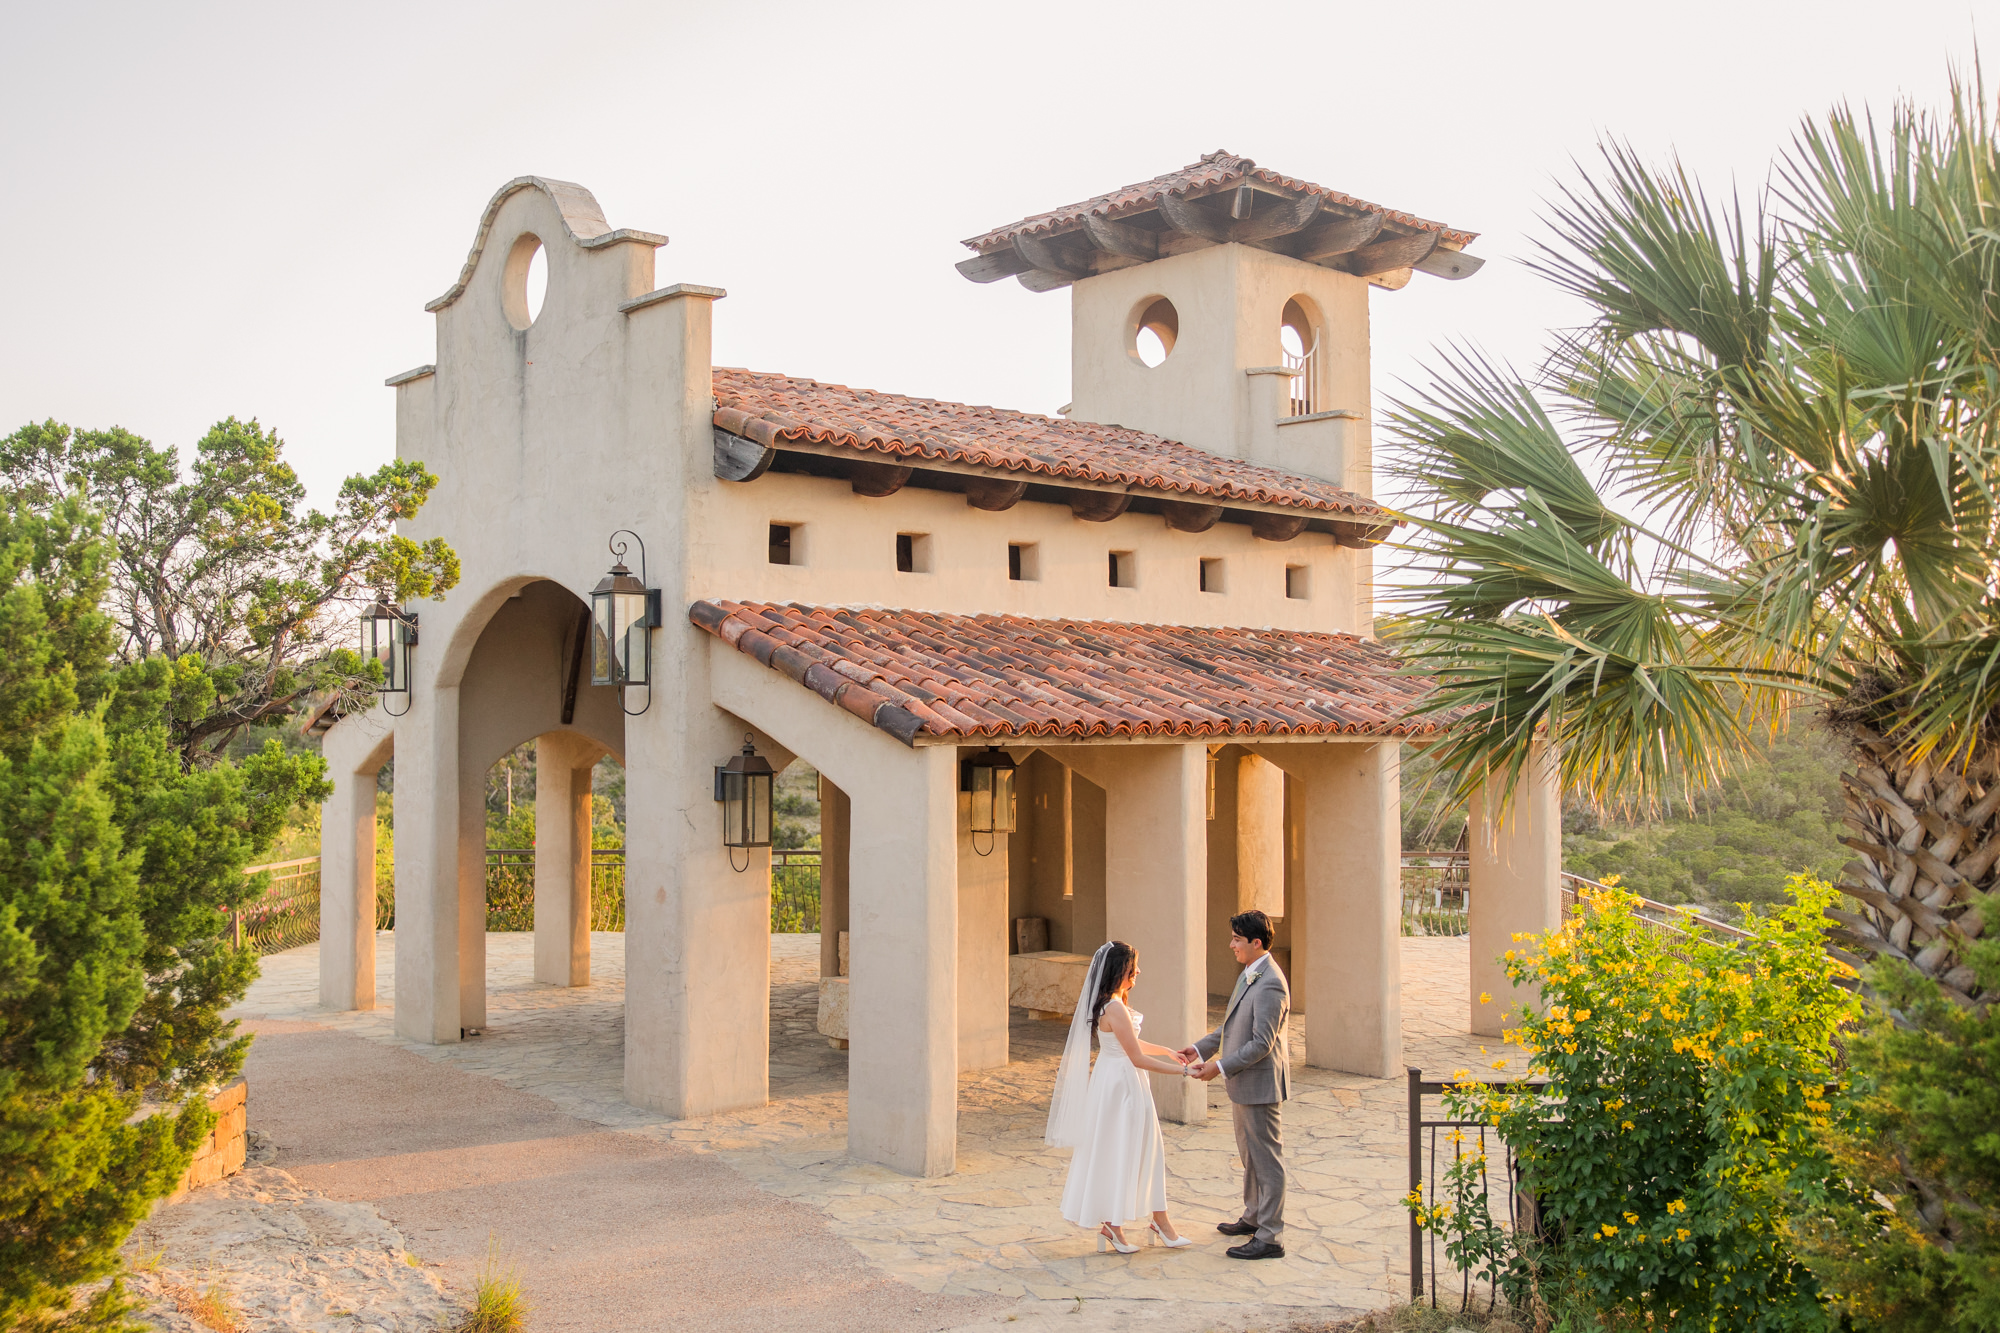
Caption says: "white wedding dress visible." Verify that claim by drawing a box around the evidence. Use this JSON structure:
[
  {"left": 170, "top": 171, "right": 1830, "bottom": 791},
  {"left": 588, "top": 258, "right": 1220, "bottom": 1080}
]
[{"left": 1058, "top": 999, "right": 1168, "bottom": 1228}]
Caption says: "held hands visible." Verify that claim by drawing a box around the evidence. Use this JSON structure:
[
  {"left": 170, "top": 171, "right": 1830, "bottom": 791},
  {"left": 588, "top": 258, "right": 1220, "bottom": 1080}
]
[{"left": 1173, "top": 1045, "right": 1222, "bottom": 1082}]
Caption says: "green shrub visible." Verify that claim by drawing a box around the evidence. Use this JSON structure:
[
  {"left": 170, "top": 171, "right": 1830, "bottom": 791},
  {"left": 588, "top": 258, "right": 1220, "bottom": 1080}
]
[{"left": 1414, "top": 877, "right": 1861, "bottom": 1330}]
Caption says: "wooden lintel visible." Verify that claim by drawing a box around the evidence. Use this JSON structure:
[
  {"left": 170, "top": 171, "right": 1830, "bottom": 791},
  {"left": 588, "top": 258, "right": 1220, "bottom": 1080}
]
[
  {"left": 1413, "top": 247, "right": 1486, "bottom": 281},
  {"left": 1017, "top": 268, "right": 1074, "bottom": 293},
  {"left": 713, "top": 427, "right": 776, "bottom": 482},
  {"left": 1013, "top": 232, "right": 1093, "bottom": 281},
  {"left": 1068, "top": 491, "right": 1132, "bottom": 522},
  {"left": 1368, "top": 267, "right": 1415, "bottom": 291},
  {"left": 1340, "top": 230, "right": 1442, "bottom": 277},
  {"left": 1081, "top": 214, "right": 1159, "bottom": 261},
  {"left": 956, "top": 249, "right": 1034, "bottom": 284},
  {"left": 1158, "top": 499, "right": 1224, "bottom": 533},
  {"left": 1157, "top": 192, "right": 1236, "bottom": 243},
  {"left": 1290, "top": 211, "right": 1386, "bottom": 263},
  {"left": 1330, "top": 522, "right": 1392, "bottom": 549},
  {"left": 848, "top": 460, "right": 914, "bottom": 498},
  {"left": 962, "top": 477, "right": 1028, "bottom": 512},
  {"left": 1227, "top": 191, "right": 1323, "bottom": 243},
  {"left": 1250, "top": 512, "right": 1309, "bottom": 542}
]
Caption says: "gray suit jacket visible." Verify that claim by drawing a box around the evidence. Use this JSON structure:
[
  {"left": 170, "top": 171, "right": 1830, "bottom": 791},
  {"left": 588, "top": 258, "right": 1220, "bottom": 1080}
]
[{"left": 1195, "top": 955, "right": 1291, "bottom": 1105}]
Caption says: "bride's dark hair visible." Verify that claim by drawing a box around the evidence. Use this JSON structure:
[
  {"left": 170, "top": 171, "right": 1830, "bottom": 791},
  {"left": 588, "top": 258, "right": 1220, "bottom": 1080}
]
[{"left": 1090, "top": 941, "right": 1136, "bottom": 1028}]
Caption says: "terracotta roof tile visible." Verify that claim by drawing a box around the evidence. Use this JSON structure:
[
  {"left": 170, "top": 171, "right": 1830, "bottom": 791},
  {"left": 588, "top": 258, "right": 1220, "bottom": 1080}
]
[
  {"left": 962, "top": 150, "right": 1476, "bottom": 253},
  {"left": 713, "top": 367, "right": 1390, "bottom": 522},
  {"left": 690, "top": 600, "right": 1440, "bottom": 746}
]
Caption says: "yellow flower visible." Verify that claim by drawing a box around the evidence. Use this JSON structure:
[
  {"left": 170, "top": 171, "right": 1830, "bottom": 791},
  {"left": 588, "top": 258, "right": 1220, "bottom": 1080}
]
[
  {"left": 1600, "top": 1223, "right": 1618, "bottom": 1238},
  {"left": 1563, "top": 1042, "right": 1578, "bottom": 1055},
  {"left": 1479, "top": 992, "right": 1492, "bottom": 1005},
  {"left": 1677, "top": 1228, "right": 1691, "bottom": 1242},
  {"left": 1666, "top": 1199, "right": 1687, "bottom": 1215},
  {"left": 1623, "top": 1212, "right": 1638, "bottom": 1225}
]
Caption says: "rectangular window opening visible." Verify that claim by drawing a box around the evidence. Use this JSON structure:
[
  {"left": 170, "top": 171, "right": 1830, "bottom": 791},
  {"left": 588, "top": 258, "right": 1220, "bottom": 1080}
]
[
  {"left": 1285, "top": 564, "right": 1310, "bottom": 600},
  {"left": 1109, "top": 550, "right": 1136, "bottom": 589},
  {"left": 896, "top": 532, "right": 932, "bottom": 574},
  {"left": 1199, "top": 558, "right": 1225, "bottom": 594},
  {"left": 768, "top": 523, "right": 794, "bottom": 566},
  {"left": 1008, "top": 542, "right": 1039, "bottom": 582}
]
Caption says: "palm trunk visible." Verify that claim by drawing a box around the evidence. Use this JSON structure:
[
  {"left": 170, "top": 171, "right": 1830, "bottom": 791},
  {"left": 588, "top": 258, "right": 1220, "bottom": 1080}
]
[{"left": 1831, "top": 726, "right": 1997, "bottom": 1005}]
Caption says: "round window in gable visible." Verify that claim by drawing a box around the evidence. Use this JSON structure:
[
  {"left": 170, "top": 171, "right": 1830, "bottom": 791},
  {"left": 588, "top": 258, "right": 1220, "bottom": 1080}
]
[
  {"left": 502, "top": 233, "right": 548, "bottom": 330},
  {"left": 1130, "top": 296, "right": 1178, "bottom": 368}
]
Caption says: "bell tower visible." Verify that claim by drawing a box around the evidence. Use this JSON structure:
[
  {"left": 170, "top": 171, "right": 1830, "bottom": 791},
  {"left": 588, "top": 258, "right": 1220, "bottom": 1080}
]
[{"left": 957, "top": 151, "right": 1481, "bottom": 497}]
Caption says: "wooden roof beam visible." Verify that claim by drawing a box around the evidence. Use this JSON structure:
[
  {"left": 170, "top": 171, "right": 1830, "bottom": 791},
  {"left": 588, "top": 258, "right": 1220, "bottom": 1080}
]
[
  {"left": 1287, "top": 211, "right": 1386, "bottom": 263},
  {"left": 1339, "top": 230, "right": 1442, "bottom": 278},
  {"left": 1081, "top": 215, "right": 1160, "bottom": 261},
  {"left": 1158, "top": 499, "right": 1224, "bottom": 533},
  {"left": 1013, "top": 232, "right": 1094, "bottom": 282},
  {"left": 1158, "top": 189, "right": 1321, "bottom": 246},
  {"left": 956, "top": 248, "right": 1034, "bottom": 283}
]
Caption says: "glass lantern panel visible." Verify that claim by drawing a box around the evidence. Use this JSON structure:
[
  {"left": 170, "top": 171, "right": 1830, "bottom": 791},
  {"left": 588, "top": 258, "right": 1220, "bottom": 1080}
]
[
  {"left": 387, "top": 621, "right": 410, "bottom": 693},
  {"left": 991, "top": 766, "right": 1017, "bottom": 833},
  {"left": 722, "top": 772, "right": 747, "bottom": 846},
  {"left": 591, "top": 592, "right": 618, "bottom": 685},
  {"left": 747, "top": 772, "right": 773, "bottom": 846},
  {"left": 968, "top": 765, "right": 994, "bottom": 833},
  {"left": 618, "top": 591, "right": 650, "bottom": 686}
]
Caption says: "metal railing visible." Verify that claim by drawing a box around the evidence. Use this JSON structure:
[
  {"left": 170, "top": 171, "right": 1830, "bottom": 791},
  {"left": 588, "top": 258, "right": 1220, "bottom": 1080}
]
[
  {"left": 1408, "top": 1066, "right": 1549, "bottom": 1307},
  {"left": 1283, "top": 338, "right": 1318, "bottom": 416},
  {"left": 483, "top": 848, "right": 627, "bottom": 931},
  {"left": 233, "top": 857, "right": 322, "bottom": 954},
  {"left": 1402, "top": 852, "right": 1469, "bottom": 936}
]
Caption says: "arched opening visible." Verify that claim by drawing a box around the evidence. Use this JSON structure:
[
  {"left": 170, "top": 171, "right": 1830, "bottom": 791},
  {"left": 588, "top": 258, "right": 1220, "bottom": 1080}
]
[
  {"left": 502, "top": 233, "right": 547, "bottom": 330},
  {"left": 1130, "top": 295, "right": 1179, "bottom": 368},
  {"left": 1280, "top": 295, "right": 1321, "bottom": 416}
]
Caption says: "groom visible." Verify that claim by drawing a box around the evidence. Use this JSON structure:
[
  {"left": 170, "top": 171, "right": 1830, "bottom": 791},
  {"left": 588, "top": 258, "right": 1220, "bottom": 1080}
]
[{"left": 1179, "top": 909, "right": 1290, "bottom": 1260}]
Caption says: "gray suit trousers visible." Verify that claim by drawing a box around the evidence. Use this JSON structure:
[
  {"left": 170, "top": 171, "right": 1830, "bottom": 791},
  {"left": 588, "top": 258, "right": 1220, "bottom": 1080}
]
[{"left": 1232, "top": 1101, "right": 1285, "bottom": 1244}]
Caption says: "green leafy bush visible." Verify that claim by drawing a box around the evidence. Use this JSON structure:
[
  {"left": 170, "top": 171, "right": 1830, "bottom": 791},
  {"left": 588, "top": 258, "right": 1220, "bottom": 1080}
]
[{"left": 1414, "top": 877, "right": 1861, "bottom": 1330}]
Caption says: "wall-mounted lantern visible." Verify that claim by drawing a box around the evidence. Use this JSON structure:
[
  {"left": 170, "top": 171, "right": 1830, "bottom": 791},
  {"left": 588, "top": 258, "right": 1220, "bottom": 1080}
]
[
  {"left": 591, "top": 529, "right": 663, "bottom": 716},
  {"left": 961, "top": 746, "right": 1017, "bottom": 855},
  {"left": 361, "top": 600, "right": 418, "bottom": 716},
  {"left": 715, "top": 734, "right": 775, "bottom": 871}
]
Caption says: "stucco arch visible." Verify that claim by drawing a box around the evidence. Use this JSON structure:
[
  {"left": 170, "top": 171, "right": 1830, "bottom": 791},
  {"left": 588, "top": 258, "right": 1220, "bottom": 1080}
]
[{"left": 425, "top": 176, "right": 667, "bottom": 314}]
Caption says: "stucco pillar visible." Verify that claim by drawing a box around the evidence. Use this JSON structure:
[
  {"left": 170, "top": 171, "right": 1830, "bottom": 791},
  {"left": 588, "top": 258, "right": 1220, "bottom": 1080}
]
[
  {"left": 1252, "top": 741, "right": 1402, "bottom": 1077},
  {"left": 1047, "top": 744, "right": 1207, "bottom": 1125},
  {"left": 958, "top": 780, "right": 1009, "bottom": 1071},
  {"left": 819, "top": 777, "right": 850, "bottom": 979},
  {"left": 849, "top": 745, "right": 961, "bottom": 1174},
  {"left": 534, "top": 732, "right": 600, "bottom": 987},
  {"left": 318, "top": 712, "right": 393, "bottom": 1011},
  {"left": 394, "top": 683, "right": 463, "bottom": 1044},
  {"left": 457, "top": 745, "right": 488, "bottom": 1031},
  {"left": 1469, "top": 742, "right": 1562, "bottom": 1037},
  {"left": 1236, "top": 753, "right": 1285, "bottom": 918}
]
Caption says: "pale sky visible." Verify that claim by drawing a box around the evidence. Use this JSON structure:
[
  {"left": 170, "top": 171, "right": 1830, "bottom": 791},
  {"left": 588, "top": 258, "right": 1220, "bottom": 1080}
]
[{"left": 0, "top": 2, "right": 1985, "bottom": 508}]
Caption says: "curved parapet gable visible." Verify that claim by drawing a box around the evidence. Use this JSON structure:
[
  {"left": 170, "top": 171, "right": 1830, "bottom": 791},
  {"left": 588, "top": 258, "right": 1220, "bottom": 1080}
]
[{"left": 424, "top": 176, "right": 669, "bottom": 313}]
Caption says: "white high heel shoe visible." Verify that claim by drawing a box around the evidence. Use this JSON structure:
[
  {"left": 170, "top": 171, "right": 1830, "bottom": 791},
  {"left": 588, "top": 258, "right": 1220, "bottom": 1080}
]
[
  {"left": 1148, "top": 1221, "right": 1193, "bottom": 1249},
  {"left": 1097, "top": 1225, "right": 1139, "bottom": 1254}
]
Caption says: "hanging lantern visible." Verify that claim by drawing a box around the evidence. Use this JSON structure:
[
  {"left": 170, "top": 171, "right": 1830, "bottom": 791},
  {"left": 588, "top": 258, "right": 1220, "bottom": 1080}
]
[
  {"left": 961, "top": 747, "right": 1018, "bottom": 835},
  {"left": 360, "top": 600, "right": 417, "bottom": 695},
  {"left": 590, "top": 531, "right": 662, "bottom": 700},
  {"left": 714, "top": 735, "right": 775, "bottom": 852}
]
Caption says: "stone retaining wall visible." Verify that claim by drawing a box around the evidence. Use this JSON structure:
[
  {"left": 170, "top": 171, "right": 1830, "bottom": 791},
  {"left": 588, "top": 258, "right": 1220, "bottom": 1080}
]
[{"left": 168, "top": 1078, "right": 247, "bottom": 1202}]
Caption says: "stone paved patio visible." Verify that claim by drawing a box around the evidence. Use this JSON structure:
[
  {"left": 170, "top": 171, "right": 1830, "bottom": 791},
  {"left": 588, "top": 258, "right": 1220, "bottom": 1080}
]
[{"left": 231, "top": 932, "right": 1522, "bottom": 1313}]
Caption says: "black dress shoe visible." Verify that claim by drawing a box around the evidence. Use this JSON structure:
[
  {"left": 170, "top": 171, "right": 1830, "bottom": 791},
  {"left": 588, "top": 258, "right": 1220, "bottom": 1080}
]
[
  {"left": 1216, "top": 1220, "right": 1257, "bottom": 1236},
  {"left": 1227, "top": 1239, "right": 1285, "bottom": 1260}
]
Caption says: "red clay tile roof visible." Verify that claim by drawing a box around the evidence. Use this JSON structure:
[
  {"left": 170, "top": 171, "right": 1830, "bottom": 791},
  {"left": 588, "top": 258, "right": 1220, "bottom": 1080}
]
[
  {"left": 712, "top": 368, "right": 1390, "bottom": 521},
  {"left": 690, "top": 600, "right": 1438, "bottom": 746},
  {"left": 963, "top": 150, "right": 1476, "bottom": 253}
]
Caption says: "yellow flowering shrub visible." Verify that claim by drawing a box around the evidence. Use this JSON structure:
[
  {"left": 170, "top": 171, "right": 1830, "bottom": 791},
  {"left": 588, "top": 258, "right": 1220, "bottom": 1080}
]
[{"left": 1409, "top": 875, "right": 1860, "bottom": 1330}]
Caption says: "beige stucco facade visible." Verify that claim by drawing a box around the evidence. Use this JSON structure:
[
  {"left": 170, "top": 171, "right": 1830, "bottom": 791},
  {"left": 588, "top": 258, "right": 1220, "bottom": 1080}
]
[{"left": 314, "top": 171, "right": 1559, "bottom": 1179}]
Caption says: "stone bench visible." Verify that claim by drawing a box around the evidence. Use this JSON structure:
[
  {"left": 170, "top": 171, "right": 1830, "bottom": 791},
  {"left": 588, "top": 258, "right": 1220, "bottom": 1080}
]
[{"left": 1008, "top": 950, "right": 1095, "bottom": 1020}]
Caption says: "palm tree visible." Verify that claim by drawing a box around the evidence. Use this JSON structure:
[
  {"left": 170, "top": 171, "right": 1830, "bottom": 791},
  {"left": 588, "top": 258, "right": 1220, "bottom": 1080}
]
[{"left": 1387, "top": 76, "right": 2000, "bottom": 1005}]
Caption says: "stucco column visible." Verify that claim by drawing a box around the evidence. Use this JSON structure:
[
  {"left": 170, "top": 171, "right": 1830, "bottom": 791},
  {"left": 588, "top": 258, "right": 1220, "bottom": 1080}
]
[
  {"left": 317, "top": 712, "right": 393, "bottom": 1011},
  {"left": 958, "top": 779, "right": 1009, "bottom": 1071},
  {"left": 534, "top": 732, "right": 600, "bottom": 987},
  {"left": 457, "top": 744, "right": 488, "bottom": 1032},
  {"left": 393, "top": 683, "right": 463, "bottom": 1044},
  {"left": 819, "top": 777, "right": 850, "bottom": 979},
  {"left": 1046, "top": 744, "right": 1207, "bottom": 1125},
  {"left": 1251, "top": 741, "right": 1402, "bottom": 1077},
  {"left": 1469, "top": 742, "right": 1562, "bottom": 1037},
  {"left": 848, "top": 745, "right": 962, "bottom": 1173}
]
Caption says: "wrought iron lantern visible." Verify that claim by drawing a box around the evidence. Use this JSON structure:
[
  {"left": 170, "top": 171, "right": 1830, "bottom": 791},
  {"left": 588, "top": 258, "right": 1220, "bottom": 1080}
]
[
  {"left": 961, "top": 746, "right": 1017, "bottom": 854},
  {"left": 360, "top": 600, "right": 417, "bottom": 714},
  {"left": 715, "top": 735, "right": 775, "bottom": 870},
  {"left": 591, "top": 530, "right": 662, "bottom": 715}
]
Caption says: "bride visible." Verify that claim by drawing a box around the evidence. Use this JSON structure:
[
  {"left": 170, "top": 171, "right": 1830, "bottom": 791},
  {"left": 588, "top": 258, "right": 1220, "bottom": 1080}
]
[{"left": 1046, "top": 940, "right": 1197, "bottom": 1253}]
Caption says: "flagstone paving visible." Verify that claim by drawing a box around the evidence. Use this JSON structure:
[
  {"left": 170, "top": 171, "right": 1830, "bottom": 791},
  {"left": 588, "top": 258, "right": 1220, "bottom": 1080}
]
[{"left": 232, "top": 932, "right": 1523, "bottom": 1314}]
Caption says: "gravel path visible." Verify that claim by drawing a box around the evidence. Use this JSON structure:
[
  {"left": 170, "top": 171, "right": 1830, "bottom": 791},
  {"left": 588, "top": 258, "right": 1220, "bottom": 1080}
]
[{"left": 229, "top": 1018, "right": 1000, "bottom": 1333}]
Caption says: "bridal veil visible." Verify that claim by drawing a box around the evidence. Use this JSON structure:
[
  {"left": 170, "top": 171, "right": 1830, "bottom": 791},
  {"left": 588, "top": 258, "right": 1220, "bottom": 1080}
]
[{"left": 1044, "top": 941, "right": 1114, "bottom": 1148}]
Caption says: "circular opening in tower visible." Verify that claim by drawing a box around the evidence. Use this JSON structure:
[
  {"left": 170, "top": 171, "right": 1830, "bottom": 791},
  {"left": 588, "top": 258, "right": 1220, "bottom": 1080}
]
[
  {"left": 503, "top": 233, "right": 548, "bottom": 330},
  {"left": 1131, "top": 296, "right": 1178, "bottom": 368}
]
